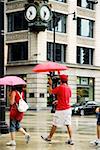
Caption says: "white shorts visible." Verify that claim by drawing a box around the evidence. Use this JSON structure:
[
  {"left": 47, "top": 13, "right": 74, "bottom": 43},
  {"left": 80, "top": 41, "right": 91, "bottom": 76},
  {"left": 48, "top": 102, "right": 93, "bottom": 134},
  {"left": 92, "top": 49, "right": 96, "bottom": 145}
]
[{"left": 52, "top": 108, "right": 72, "bottom": 127}]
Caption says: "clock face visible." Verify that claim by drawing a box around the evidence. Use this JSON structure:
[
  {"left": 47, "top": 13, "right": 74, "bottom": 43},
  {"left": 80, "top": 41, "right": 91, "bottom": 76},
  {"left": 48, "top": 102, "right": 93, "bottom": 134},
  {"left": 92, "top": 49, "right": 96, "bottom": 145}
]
[
  {"left": 25, "top": 5, "right": 37, "bottom": 21},
  {"left": 40, "top": 5, "right": 51, "bottom": 22}
]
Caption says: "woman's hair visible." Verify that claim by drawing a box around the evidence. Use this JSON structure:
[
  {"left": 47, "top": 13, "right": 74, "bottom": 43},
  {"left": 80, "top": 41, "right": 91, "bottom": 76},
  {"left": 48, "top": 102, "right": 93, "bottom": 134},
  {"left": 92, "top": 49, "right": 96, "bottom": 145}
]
[{"left": 13, "top": 85, "right": 23, "bottom": 93}]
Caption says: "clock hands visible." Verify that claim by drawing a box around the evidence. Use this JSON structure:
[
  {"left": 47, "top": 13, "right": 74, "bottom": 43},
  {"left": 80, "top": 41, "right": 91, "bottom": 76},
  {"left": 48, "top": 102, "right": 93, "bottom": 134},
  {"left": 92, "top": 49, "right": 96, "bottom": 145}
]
[
  {"left": 43, "top": 11, "right": 46, "bottom": 18},
  {"left": 25, "top": 5, "right": 51, "bottom": 22},
  {"left": 29, "top": 10, "right": 32, "bottom": 18}
]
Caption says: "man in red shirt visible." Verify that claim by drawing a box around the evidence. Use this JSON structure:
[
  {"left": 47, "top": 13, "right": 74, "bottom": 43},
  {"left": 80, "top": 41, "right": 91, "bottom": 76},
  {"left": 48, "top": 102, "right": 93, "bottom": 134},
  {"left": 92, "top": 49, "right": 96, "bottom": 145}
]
[{"left": 41, "top": 74, "right": 74, "bottom": 145}]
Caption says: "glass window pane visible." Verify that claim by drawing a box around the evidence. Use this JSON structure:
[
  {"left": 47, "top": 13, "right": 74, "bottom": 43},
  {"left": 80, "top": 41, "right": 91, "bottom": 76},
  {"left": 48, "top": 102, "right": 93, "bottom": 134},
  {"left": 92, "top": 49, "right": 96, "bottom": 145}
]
[
  {"left": 77, "top": 77, "right": 94, "bottom": 103},
  {"left": 77, "top": 0, "right": 94, "bottom": 9},
  {"left": 8, "top": 0, "right": 16, "bottom": 1},
  {"left": 56, "top": 44, "right": 61, "bottom": 61},
  {"left": 47, "top": 42, "right": 66, "bottom": 62},
  {"left": 77, "top": 46, "right": 93, "bottom": 65},
  {"left": 77, "top": 18, "right": 94, "bottom": 38},
  {"left": 81, "top": 19, "right": 89, "bottom": 36},
  {"left": 82, "top": 0, "right": 87, "bottom": 7},
  {"left": 48, "top": 12, "right": 66, "bottom": 33},
  {"left": 8, "top": 42, "right": 28, "bottom": 62},
  {"left": 7, "top": 11, "right": 28, "bottom": 32},
  {"left": 55, "top": 0, "right": 66, "bottom": 3}
]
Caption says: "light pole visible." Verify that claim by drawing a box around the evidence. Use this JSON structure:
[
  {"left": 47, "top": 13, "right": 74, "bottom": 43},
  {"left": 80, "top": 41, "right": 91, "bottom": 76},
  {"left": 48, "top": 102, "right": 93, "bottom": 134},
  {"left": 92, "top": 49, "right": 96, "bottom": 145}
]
[
  {"left": 52, "top": 11, "right": 76, "bottom": 62},
  {"left": 52, "top": 11, "right": 61, "bottom": 62},
  {"left": 50, "top": 11, "right": 61, "bottom": 113},
  {"left": 53, "top": 12, "right": 56, "bottom": 62}
]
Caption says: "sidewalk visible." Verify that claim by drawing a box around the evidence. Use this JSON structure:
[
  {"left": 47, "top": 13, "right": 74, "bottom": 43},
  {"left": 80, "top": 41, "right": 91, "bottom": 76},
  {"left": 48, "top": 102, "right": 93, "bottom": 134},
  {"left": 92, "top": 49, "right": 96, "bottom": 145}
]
[{"left": 0, "top": 110, "right": 99, "bottom": 150}]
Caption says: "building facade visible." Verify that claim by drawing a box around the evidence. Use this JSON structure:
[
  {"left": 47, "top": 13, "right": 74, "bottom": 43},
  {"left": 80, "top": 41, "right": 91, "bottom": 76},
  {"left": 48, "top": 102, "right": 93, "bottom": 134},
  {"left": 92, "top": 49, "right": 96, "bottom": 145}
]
[{"left": 4, "top": 0, "right": 100, "bottom": 110}]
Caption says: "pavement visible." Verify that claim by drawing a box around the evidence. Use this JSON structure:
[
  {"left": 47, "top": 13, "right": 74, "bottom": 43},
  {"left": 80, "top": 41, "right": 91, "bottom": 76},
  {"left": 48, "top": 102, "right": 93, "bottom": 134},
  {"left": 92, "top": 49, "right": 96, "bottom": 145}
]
[{"left": 0, "top": 109, "right": 100, "bottom": 150}]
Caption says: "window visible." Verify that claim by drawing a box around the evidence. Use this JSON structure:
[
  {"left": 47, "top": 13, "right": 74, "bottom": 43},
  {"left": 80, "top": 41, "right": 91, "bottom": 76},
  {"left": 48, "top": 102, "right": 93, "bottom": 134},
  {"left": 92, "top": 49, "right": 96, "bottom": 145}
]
[
  {"left": 29, "top": 93, "right": 35, "bottom": 98},
  {"left": 77, "top": 77, "right": 94, "bottom": 103},
  {"left": 8, "top": 0, "right": 16, "bottom": 1},
  {"left": 77, "top": 0, "right": 94, "bottom": 9},
  {"left": 8, "top": 42, "right": 28, "bottom": 62},
  {"left": 55, "top": 0, "right": 66, "bottom": 2},
  {"left": 47, "top": 42, "right": 66, "bottom": 62},
  {"left": 77, "top": 46, "right": 93, "bottom": 65},
  {"left": 48, "top": 12, "right": 66, "bottom": 33},
  {"left": 7, "top": 11, "right": 28, "bottom": 32},
  {"left": 0, "top": 86, "right": 4, "bottom": 98},
  {"left": 40, "top": 93, "right": 44, "bottom": 98},
  {"left": 77, "top": 18, "right": 94, "bottom": 38}
]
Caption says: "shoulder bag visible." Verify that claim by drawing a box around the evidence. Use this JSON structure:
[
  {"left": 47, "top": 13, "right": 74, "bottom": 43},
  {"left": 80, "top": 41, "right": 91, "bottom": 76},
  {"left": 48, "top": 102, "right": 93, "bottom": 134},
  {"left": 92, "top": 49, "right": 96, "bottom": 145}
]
[{"left": 17, "top": 91, "right": 29, "bottom": 112}]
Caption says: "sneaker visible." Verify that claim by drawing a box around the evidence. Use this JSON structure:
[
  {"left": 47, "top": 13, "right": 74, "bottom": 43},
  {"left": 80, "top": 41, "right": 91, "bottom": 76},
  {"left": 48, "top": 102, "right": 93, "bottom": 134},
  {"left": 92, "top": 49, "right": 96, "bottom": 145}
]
[
  {"left": 41, "top": 135, "right": 51, "bottom": 142},
  {"left": 6, "top": 141, "right": 16, "bottom": 146},
  {"left": 25, "top": 134, "right": 30, "bottom": 144},
  {"left": 90, "top": 139, "right": 99, "bottom": 145},
  {"left": 65, "top": 139, "right": 74, "bottom": 145}
]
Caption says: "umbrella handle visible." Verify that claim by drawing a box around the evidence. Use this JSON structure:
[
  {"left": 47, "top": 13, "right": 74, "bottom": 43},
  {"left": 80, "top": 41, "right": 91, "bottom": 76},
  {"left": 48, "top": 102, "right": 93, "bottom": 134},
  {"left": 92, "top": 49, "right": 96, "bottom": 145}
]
[{"left": 49, "top": 71, "right": 54, "bottom": 78}]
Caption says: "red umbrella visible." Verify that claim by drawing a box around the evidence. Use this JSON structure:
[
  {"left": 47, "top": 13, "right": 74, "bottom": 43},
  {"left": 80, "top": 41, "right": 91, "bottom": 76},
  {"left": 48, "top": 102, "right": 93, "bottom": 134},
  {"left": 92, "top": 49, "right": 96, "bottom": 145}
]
[
  {"left": 0, "top": 76, "right": 26, "bottom": 86},
  {"left": 32, "top": 61, "right": 68, "bottom": 73}
]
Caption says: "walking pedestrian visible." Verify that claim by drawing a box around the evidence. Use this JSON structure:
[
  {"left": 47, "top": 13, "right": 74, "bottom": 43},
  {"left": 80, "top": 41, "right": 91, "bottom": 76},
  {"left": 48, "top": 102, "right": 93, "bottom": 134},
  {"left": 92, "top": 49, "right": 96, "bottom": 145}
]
[
  {"left": 90, "top": 107, "right": 100, "bottom": 146},
  {"left": 6, "top": 85, "right": 30, "bottom": 146},
  {"left": 41, "top": 74, "right": 74, "bottom": 145}
]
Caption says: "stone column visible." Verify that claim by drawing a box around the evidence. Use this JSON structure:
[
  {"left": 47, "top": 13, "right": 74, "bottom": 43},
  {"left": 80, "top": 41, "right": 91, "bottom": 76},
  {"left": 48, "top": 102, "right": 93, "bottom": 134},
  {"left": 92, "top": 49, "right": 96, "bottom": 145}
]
[
  {"left": 66, "top": 0, "right": 77, "bottom": 64},
  {"left": 28, "top": 31, "right": 47, "bottom": 62},
  {"left": 28, "top": 30, "right": 48, "bottom": 110}
]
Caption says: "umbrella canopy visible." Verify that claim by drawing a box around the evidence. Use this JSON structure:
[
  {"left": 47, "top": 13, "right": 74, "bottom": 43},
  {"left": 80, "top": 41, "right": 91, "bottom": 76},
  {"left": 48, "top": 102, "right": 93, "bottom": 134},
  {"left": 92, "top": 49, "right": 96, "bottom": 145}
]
[
  {"left": 0, "top": 76, "right": 26, "bottom": 86},
  {"left": 32, "top": 61, "right": 68, "bottom": 73}
]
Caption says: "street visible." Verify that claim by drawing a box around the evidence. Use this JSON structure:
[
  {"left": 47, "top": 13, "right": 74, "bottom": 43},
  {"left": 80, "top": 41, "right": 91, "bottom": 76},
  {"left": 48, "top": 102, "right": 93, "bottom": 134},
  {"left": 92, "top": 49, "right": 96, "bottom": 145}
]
[{"left": 0, "top": 110, "right": 99, "bottom": 150}]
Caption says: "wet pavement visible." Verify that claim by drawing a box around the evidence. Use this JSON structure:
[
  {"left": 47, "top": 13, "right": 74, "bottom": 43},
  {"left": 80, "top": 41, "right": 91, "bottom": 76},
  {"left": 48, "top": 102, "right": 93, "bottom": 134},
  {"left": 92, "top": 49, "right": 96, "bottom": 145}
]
[{"left": 0, "top": 110, "right": 100, "bottom": 150}]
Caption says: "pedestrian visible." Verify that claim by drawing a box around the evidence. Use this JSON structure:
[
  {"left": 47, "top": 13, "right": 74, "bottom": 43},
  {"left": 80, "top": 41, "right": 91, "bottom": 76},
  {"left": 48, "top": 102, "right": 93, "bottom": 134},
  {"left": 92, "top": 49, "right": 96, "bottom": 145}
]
[
  {"left": 90, "top": 107, "right": 100, "bottom": 146},
  {"left": 41, "top": 74, "right": 74, "bottom": 145},
  {"left": 6, "top": 85, "right": 30, "bottom": 146}
]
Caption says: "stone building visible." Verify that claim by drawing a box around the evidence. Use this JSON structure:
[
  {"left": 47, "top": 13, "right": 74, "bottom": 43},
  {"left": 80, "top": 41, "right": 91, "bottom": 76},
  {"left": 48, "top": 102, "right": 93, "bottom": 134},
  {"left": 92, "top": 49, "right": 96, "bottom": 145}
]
[{"left": 4, "top": 0, "right": 100, "bottom": 110}]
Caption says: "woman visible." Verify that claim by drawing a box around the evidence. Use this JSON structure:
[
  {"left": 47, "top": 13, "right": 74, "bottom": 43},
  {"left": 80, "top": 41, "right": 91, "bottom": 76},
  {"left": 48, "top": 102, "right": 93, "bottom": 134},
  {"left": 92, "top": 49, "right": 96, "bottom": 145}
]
[{"left": 6, "top": 85, "right": 30, "bottom": 146}]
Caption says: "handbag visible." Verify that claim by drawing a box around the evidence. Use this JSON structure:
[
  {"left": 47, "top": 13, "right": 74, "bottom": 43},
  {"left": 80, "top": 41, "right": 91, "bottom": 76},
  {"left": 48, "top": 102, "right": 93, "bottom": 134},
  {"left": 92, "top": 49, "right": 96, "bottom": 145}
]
[{"left": 17, "top": 92, "right": 29, "bottom": 112}]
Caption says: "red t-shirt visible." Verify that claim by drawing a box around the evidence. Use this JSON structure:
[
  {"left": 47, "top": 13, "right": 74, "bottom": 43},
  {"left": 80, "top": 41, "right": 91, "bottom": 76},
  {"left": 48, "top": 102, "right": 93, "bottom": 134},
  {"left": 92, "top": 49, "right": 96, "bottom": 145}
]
[{"left": 52, "top": 84, "right": 72, "bottom": 110}]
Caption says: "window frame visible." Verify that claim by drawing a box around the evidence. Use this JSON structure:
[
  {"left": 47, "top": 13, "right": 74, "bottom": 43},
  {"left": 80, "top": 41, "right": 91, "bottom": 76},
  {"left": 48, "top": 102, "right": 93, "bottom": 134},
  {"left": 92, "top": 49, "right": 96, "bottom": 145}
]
[
  {"left": 47, "top": 42, "right": 66, "bottom": 62},
  {"left": 7, "top": 42, "right": 28, "bottom": 62},
  {"left": 77, "top": 17, "right": 94, "bottom": 38},
  {"left": 54, "top": 0, "right": 66, "bottom": 3},
  {"left": 77, "top": 0, "right": 94, "bottom": 10},
  {"left": 77, "top": 76, "right": 94, "bottom": 102},
  {"left": 48, "top": 12, "right": 66, "bottom": 33},
  {"left": 7, "top": 11, "right": 28, "bottom": 32},
  {"left": 77, "top": 46, "right": 93, "bottom": 65}
]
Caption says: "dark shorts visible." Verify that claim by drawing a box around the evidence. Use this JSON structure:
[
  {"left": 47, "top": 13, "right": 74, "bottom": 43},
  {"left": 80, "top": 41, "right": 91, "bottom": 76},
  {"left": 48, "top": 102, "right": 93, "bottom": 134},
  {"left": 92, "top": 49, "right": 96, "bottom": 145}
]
[
  {"left": 10, "top": 119, "right": 21, "bottom": 132},
  {"left": 97, "top": 120, "right": 100, "bottom": 125},
  {"left": 96, "top": 112, "right": 100, "bottom": 125}
]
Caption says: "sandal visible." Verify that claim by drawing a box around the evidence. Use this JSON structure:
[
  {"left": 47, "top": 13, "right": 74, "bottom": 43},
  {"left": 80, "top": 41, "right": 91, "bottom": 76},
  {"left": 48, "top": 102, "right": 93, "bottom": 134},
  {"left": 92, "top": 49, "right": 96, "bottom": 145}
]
[{"left": 41, "top": 135, "right": 51, "bottom": 142}]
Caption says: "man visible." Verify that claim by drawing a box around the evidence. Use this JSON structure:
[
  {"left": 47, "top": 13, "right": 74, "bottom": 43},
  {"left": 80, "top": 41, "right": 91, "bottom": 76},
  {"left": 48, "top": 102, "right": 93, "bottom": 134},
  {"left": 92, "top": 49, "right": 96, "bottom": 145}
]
[{"left": 41, "top": 74, "right": 74, "bottom": 145}]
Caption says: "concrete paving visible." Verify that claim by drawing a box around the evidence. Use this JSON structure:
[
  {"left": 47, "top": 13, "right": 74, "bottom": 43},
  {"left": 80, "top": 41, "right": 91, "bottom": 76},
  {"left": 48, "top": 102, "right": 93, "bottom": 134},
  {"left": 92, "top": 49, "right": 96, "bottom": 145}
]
[{"left": 0, "top": 110, "right": 100, "bottom": 150}]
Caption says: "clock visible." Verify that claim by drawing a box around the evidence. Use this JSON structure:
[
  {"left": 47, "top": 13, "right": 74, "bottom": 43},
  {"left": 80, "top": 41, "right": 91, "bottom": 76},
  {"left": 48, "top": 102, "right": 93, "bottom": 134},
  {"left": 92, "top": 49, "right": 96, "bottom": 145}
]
[
  {"left": 25, "top": 5, "right": 37, "bottom": 22},
  {"left": 40, "top": 5, "right": 51, "bottom": 22}
]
